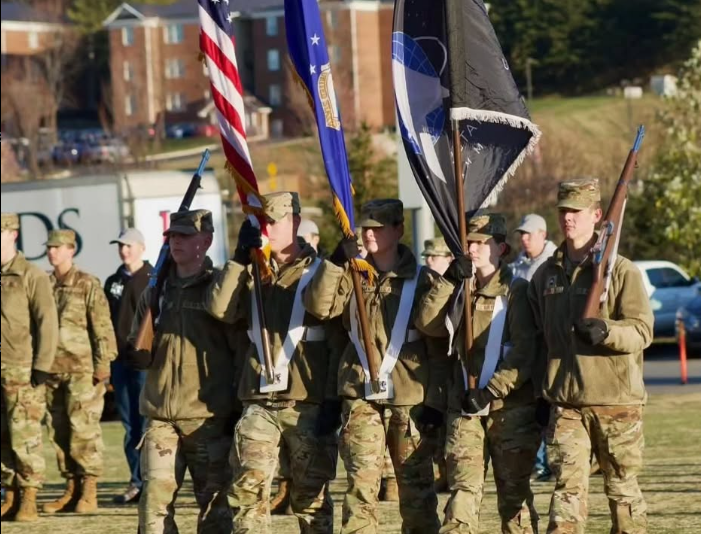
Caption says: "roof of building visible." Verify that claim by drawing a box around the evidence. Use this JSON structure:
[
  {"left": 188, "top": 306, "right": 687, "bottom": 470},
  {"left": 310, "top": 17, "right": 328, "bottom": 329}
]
[
  {"left": 1, "top": 1, "right": 67, "bottom": 23},
  {"left": 107, "top": 0, "right": 285, "bottom": 22}
]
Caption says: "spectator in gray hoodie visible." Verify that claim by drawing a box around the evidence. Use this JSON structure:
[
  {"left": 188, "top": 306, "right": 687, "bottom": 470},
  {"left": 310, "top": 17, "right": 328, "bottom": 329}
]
[{"left": 510, "top": 214, "right": 557, "bottom": 282}]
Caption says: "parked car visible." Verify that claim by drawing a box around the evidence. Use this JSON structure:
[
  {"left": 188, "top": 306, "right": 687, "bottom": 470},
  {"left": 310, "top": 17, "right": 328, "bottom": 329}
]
[
  {"left": 166, "top": 123, "right": 196, "bottom": 139},
  {"left": 676, "top": 287, "right": 701, "bottom": 357},
  {"left": 634, "top": 261, "right": 701, "bottom": 338},
  {"left": 85, "top": 138, "right": 130, "bottom": 164}
]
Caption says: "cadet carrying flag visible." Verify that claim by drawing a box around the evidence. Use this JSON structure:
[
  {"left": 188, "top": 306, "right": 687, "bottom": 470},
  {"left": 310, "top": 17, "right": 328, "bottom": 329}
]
[
  {"left": 198, "top": 0, "right": 270, "bottom": 268},
  {"left": 284, "top": 0, "right": 356, "bottom": 239},
  {"left": 392, "top": 0, "right": 540, "bottom": 256}
]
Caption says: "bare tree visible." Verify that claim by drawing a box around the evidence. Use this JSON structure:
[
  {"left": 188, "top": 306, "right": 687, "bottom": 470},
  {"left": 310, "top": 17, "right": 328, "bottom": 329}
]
[{"left": 3, "top": 67, "right": 52, "bottom": 177}]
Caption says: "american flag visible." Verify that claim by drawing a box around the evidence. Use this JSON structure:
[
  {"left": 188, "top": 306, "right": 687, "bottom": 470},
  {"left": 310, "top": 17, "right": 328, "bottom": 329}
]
[{"left": 198, "top": 0, "right": 269, "bottom": 257}]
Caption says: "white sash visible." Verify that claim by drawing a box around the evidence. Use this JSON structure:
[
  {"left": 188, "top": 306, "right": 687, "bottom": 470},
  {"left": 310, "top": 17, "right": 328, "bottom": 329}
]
[
  {"left": 251, "top": 258, "right": 321, "bottom": 393},
  {"left": 461, "top": 295, "right": 509, "bottom": 416},
  {"left": 349, "top": 266, "right": 421, "bottom": 400}
]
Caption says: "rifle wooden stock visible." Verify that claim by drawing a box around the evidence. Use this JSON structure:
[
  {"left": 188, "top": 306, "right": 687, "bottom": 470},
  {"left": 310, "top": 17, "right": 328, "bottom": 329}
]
[
  {"left": 583, "top": 127, "right": 644, "bottom": 319},
  {"left": 351, "top": 269, "right": 382, "bottom": 393},
  {"left": 134, "top": 307, "right": 155, "bottom": 351},
  {"left": 252, "top": 259, "right": 276, "bottom": 384}
]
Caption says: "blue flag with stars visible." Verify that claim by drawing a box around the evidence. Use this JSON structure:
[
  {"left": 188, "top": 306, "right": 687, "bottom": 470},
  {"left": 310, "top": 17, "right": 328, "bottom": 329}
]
[{"left": 285, "top": 0, "right": 356, "bottom": 236}]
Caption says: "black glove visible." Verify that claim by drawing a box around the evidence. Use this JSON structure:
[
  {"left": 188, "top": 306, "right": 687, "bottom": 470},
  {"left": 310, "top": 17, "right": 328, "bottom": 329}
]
[
  {"left": 444, "top": 256, "right": 473, "bottom": 284},
  {"left": 30, "top": 370, "right": 51, "bottom": 388},
  {"left": 126, "top": 346, "right": 153, "bottom": 371},
  {"left": 233, "top": 219, "right": 262, "bottom": 266},
  {"left": 535, "top": 398, "right": 551, "bottom": 428},
  {"left": 329, "top": 237, "right": 360, "bottom": 266},
  {"left": 462, "top": 388, "right": 496, "bottom": 414},
  {"left": 574, "top": 318, "right": 609, "bottom": 346},
  {"left": 316, "top": 400, "right": 343, "bottom": 437},
  {"left": 416, "top": 405, "right": 444, "bottom": 432}
]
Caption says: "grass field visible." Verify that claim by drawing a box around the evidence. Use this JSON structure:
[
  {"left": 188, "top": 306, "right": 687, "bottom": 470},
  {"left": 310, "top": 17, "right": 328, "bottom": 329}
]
[{"left": 2, "top": 392, "right": 700, "bottom": 533}]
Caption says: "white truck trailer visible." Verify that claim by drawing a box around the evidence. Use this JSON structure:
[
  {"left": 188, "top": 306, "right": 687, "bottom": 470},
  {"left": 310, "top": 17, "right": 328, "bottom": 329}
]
[{"left": 1, "top": 170, "right": 229, "bottom": 281}]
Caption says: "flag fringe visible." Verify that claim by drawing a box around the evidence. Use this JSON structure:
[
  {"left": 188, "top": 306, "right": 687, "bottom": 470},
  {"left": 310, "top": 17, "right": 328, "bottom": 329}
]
[
  {"left": 288, "top": 57, "right": 315, "bottom": 111},
  {"left": 224, "top": 161, "right": 273, "bottom": 280},
  {"left": 449, "top": 107, "right": 542, "bottom": 208},
  {"left": 332, "top": 194, "right": 376, "bottom": 283}
]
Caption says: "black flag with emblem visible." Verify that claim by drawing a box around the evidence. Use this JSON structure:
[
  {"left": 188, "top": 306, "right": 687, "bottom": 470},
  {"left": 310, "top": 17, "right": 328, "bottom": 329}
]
[{"left": 392, "top": 0, "right": 540, "bottom": 257}]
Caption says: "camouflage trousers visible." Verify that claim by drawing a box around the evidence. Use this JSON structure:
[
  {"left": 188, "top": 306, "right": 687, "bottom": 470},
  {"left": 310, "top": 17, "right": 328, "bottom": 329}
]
[
  {"left": 230, "top": 402, "right": 335, "bottom": 534},
  {"left": 1, "top": 366, "right": 46, "bottom": 488},
  {"left": 441, "top": 404, "right": 541, "bottom": 534},
  {"left": 45, "top": 372, "right": 105, "bottom": 478},
  {"left": 546, "top": 404, "right": 647, "bottom": 534},
  {"left": 340, "top": 398, "right": 440, "bottom": 534},
  {"left": 139, "top": 417, "right": 233, "bottom": 534}
]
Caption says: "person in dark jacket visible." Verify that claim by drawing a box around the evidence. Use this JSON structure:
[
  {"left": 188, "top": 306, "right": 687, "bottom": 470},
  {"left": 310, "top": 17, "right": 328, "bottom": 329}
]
[{"left": 104, "top": 228, "right": 152, "bottom": 504}]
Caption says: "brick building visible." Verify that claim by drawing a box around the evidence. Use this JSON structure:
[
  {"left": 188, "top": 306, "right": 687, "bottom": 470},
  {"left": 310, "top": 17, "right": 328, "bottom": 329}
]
[{"left": 103, "top": 0, "right": 396, "bottom": 138}]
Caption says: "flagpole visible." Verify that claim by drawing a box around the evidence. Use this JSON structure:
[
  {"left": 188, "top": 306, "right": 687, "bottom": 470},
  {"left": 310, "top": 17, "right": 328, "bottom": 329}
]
[
  {"left": 452, "top": 124, "right": 476, "bottom": 391},
  {"left": 446, "top": 0, "right": 476, "bottom": 391},
  {"left": 252, "top": 258, "right": 276, "bottom": 384},
  {"left": 351, "top": 266, "right": 381, "bottom": 394}
]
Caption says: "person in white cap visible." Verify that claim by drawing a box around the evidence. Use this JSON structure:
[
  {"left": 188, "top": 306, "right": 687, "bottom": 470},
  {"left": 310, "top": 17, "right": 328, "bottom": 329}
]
[
  {"left": 510, "top": 214, "right": 557, "bottom": 282},
  {"left": 297, "top": 218, "right": 320, "bottom": 252},
  {"left": 103, "top": 228, "right": 152, "bottom": 504}
]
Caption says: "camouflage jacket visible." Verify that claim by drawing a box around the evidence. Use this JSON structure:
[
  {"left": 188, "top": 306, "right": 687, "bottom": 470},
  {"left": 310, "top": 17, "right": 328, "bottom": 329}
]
[
  {"left": 416, "top": 263, "right": 537, "bottom": 413},
  {"left": 130, "top": 258, "right": 237, "bottom": 420},
  {"left": 50, "top": 266, "right": 117, "bottom": 375},
  {"left": 1, "top": 252, "right": 58, "bottom": 373},
  {"left": 206, "top": 246, "right": 335, "bottom": 404},
  {"left": 528, "top": 243, "right": 653, "bottom": 407},
  {"left": 303, "top": 244, "right": 445, "bottom": 407}
]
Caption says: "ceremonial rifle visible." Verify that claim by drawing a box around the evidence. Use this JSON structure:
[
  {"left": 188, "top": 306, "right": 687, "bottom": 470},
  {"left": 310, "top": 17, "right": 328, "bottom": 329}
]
[
  {"left": 133, "top": 149, "right": 211, "bottom": 351},
  {"left": 582, "top": 126, "right": 645, "bottom": 319}
]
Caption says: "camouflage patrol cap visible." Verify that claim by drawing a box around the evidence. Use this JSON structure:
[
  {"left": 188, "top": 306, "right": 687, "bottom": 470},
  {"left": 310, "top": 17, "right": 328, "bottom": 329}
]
[
  {"left": 46, "top": 229, "right": 77, "bottom": 248},
  {"left": 264, "top": 191, "right": 301, "bottom": 222},
  {"left": 422, "top": 236, "right": 452, "bottom": 257},
  {"left": 358, "top": 199, "right": 404, "bottom": 228},
  {"left": 467, "top": 213, "right": 508, "bottom": 242},
  {"left": 1, "top": 213, "right": 20, "bottom": 231},
  {"left": 557, "top": 177, "right": 601, "bottom": 210},
  {"left": 164, "top": 209, "right": 214, "bottom": 236}
]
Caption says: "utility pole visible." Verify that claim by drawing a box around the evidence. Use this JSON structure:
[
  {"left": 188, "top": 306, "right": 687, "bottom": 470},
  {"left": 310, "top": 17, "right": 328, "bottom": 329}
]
[{"left": 526, "top": 58, "right": 536, "bottom": 102}]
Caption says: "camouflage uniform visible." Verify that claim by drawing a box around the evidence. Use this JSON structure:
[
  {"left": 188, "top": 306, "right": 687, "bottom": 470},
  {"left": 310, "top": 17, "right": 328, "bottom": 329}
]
[
  {"left": 303, "top": 199, "right": 442, "bottom": 534},
  {"left": 528, "top": 179, "right": 654, "bottom": 534},
  {"left": 1, "top": 214, "right": 58, "bottom": 492},
  {"left": 206, "top": 193, "right": 335, "bottom": 534},
  {"left": 417, "top": 214, "right": 541, "bottom": 534},
  {"left": 129, "top": 211, "right": 236, "bottom": 534},
  {"left": 421, "top": 237, "right": 454, "bottom": 490},
  {"left": 45, "top": 230, "right": 117, "bottom": 483}
]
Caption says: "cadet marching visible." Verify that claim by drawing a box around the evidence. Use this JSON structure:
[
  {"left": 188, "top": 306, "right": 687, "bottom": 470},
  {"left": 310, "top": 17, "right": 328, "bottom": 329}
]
[{"left": 1, "top": 177, "right": 653, "bottom": 534}]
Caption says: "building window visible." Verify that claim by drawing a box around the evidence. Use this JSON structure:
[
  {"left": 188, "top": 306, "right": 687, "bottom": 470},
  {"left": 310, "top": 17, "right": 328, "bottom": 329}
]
[
  {"left": 166, "top": 92, "right": 186, "bottom": 112},
  {"left": 266, "top": 16, "right": 278, "bottom": 36},
  {"left": 267, "top": 49, "right": 280, "bottom": 71},
  {"left": 164, "top": 24, "right": 184, "bottom": 44},
  {"left": 122, "top": 27, "right": 134, "bottom": 46},
  {"left": 123, "top": 60, "right": 133, "bottom": 82},
  {"left": 271, "top": 118, "right": 284, "bottom": 138},
  {"left": 125, "top": 94, "right": 136, "bottom": 116},
  {"left": 326, "top": 11, "right": 338, "bottom": 30},
  {"left": 165, "top": 58, "right": 185, "bottom": 79},
  {"left": 269, "top": 84, "right": 281, "bottom": 107},
  {"left": 28, "top": 31, "right": 39, "bottom": 49},
  {"left": 329, "top": 45, "right": 341, "bottom": 64}
]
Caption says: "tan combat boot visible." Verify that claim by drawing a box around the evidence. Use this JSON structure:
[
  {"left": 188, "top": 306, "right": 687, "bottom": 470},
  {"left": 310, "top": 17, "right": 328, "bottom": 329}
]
[
  {"left": 379, "top": 478, "right": 399, "bottom": 502},
  {"left": 14, "top": 487, "right": 39, "bottom": 522},
  {"left": 1, "top": 484, "right": 20, "bottom": 520},
  {"left": 270, "top": 478, "right": 291, "bottom": 515},
  {"left": 43, "top": 478, "right": 79, "bottom": 514},
  {"left": 75, "top": 476, "right": 98, "bottom": 514}
]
